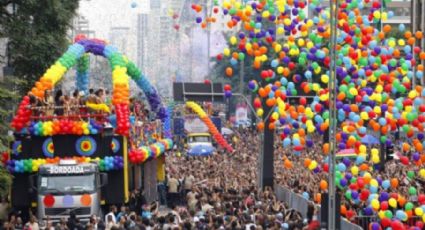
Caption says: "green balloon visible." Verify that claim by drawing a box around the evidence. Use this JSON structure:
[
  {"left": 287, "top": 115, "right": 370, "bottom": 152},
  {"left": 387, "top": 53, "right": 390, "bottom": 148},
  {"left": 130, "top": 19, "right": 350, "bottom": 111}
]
[
  {"left": 238, "top": 53, "right": 245, "bottom": 61},
  {"left": 345, "top": 190, "right": 352, "bottom": 200},
  {"left": 407, "top": 171, "right": 415, "bottom": 179},
  {"left": 385, "top": 210, "right": 393, "bottom": 219},
  {"left": 405, "top": 202, "right": 414, "bottom": 211},
  {"left": 408, "top": 187, "right": 417, "bottom": 195}
]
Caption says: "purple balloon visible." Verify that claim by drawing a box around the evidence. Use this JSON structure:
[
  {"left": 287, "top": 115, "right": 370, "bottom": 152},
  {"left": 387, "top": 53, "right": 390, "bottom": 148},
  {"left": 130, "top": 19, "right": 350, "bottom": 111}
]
[
  {"left": 351, "top": 191, "right": 359, "bottom": 199},
  {"left": 340, "top": 178, "right": 347, "bottom": 187},
  {"left": 371, "top": 222, "right": 380, "bottom": 230},
  {"left": 412, "top": 152, "right": 420, "bottom": 161}
]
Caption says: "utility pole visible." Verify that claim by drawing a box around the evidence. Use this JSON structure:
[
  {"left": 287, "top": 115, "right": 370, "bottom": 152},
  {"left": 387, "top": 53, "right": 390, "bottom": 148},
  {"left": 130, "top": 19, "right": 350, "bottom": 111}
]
[{"left": 328, "top": 0, "right": 339, "bottom": 229}]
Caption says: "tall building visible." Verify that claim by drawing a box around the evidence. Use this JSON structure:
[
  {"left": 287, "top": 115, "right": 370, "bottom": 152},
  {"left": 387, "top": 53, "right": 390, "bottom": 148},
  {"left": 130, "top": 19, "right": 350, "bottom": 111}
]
[
  {"left": 69, "top": 15, "right": 95, "bottom": 40},
  {"left": 137, "top": 14, "right": 149, "bottom": 72},
  {"left": 109, "top": 27, "right": 130, "bottom": 56}
]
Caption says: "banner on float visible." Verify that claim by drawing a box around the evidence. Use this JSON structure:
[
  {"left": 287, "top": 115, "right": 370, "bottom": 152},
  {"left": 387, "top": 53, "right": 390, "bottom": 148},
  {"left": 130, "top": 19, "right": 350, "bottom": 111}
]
[{"left": 184, "top": 115, "right": 208, "bottom": 133}]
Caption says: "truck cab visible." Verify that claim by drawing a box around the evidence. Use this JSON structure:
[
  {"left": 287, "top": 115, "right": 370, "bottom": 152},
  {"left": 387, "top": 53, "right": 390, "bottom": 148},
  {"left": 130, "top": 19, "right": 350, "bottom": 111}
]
[
  {"left": 187, "top": 133, "right": 213, "bottom": 149},
  {"left": 35, "top": 160, "right": 106, "bottom": 223}
]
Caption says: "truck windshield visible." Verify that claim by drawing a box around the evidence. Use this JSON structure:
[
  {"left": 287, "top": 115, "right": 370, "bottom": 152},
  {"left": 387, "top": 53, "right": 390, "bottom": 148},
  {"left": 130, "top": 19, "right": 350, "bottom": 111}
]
[
  {"left": 189, "top": 136, "right": 210, "bottom": 143},
  {"left": 39, "top": 174, "right": 96, "bottom": 194}
]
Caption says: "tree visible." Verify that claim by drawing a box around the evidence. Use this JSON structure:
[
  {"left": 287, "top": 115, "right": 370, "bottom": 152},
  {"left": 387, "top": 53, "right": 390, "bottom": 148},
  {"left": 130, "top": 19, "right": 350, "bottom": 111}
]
[
  {"left": 0, "top": 167, "right": 12, "bottom": 198},
  {"left": 0, "top": 0, "right": 79, "bottom": 94},
  {"left": 0, "top": 78, "right": 21, "bottom": 152}
]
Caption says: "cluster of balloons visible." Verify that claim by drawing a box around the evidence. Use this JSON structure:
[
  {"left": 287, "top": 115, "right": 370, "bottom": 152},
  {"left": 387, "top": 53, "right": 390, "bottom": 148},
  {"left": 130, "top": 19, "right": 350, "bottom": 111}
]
[
  {"left": 28, "top": 120, "right": 101, "bottom": 136},
  {"left": 129, "top": 139, "right": 173, "bottom": 164},
  {"left": 10, "top": 96, "right": 32, "bottom": 132},
  {"left": 98, "top": 156, "right": 124, "bottom": 171},
  {"left": 125, "top": 59, "right": 170, "bottom": 137},
  {"left": 75, "top": 54, "right": 90, "bottom": 95},
  {"left": 186, "top": 101, "right": 234, "bottom": 152},
  {"left": 6, "top": 156, "right": 123, "bottom": 173},
  {"left": 192, "top": 0, "right": 425, "bottom": 227},
  {"left": 106, "top": 46, "right": 131, "bottom": 136}
]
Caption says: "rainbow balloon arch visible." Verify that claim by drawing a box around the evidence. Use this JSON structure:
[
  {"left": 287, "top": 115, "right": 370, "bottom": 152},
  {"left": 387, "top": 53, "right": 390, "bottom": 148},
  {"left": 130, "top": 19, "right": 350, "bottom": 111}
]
[{"left": 8, "top": 36, "right": 173, "bottom": 169}]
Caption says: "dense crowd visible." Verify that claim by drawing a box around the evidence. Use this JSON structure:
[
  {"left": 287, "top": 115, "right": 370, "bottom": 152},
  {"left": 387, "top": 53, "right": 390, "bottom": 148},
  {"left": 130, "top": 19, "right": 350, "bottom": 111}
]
[
  {"left": 3, "top": 124, "right": 424, "bottom": 229},
  {"left": 1, "top": 129, "right": 320, "bottom": 230}
]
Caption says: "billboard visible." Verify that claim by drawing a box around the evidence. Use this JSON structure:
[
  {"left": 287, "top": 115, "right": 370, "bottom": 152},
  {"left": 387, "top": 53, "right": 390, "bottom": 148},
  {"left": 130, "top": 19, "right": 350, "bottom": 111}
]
[
  {"left": 235, "top": 103, "right": 248, "bottom": 125},
  {"left": 184, "top": 115, "right": 208, "bottom": 133}
]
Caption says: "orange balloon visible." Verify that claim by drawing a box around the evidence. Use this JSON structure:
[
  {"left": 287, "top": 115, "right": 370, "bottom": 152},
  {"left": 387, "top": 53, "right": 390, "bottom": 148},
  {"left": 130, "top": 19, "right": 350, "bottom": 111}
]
[
  {"left": 323, "top": 143, "right": 330, "bottom": 154},
  {"left": 398, "top": 196, "right": 406, "bottom": 207},
  {"left": 314, "top": 193, "right": 321, "bottom": 204},
  {"left": 320, "top": 180, "right": 328, "bottom": 191},
  {"left": 266, "top": 98, "right": 276, "bottom": 107},
  {"left": 258, "top": 88, "right": 267, "bottom": 98},
  {"left": 257, "top": 122, "right": 264, "bottom": 131},
  {"left": 340, "top": 205, "right": 347, "bottom": 215},
  {"left": 268, "top": 122, "right": 275, "bottom": 130},
  {"left": 359, "top": 163, "right": 369, "bottom": 171},
  {"left": 284, "top": 159, "right": 293, "bottom": 169},
  {"left": 390, "top": 178, "right": 399, "bottom": 188},
  {"left": 402, "top": 143, "right": 410, "bottom": 152},
  {"left": 298, "top": 128, "right": 305, "bottom": 137},
  {"left": 225, "top": 67, "right": 233, "bottom": 77},
  {"left": 304, "top": 158, "right": 312, "bottom": 168}
]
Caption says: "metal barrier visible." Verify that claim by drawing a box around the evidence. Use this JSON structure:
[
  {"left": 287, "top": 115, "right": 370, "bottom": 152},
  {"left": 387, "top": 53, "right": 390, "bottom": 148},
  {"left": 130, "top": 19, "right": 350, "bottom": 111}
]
[{"left": 274, "top": 185, "right": 363, "bottom": 230}]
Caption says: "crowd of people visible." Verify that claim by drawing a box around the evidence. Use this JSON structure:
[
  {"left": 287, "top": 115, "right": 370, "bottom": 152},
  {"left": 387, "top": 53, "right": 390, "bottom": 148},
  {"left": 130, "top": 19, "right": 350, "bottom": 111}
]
[
  {"left": 4, "top": 116, "right": 424, "bottom": 229},
  {"left": 1, "top": 129, "right": 321, "bottom": 230},
  {"left": 28, "top": 88, "right": 111, "bottom": 118}
]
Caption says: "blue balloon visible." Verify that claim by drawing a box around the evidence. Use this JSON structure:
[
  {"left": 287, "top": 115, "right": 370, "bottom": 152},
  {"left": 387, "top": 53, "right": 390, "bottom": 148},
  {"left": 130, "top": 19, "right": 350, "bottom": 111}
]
[
  {"left": 302, "top": 192, "right": 310, "bottom": 200},
  {"left": 382, "top": 180, "right": 390, "bottom": 190},
  {"left": 283, "top": 138, "right": 291, "bottom": 147},
  {"left": 337, "top": 163, "right": 346, "bottom": 172}
]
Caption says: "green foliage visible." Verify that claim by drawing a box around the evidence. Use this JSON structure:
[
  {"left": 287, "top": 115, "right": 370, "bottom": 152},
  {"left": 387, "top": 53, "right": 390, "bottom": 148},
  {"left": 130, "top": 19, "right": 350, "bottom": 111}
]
[
  {"left": 0, "top": 0, "right": 79, "bottom": 94},
  {"left": 0, "top": 78, "right": 22, "bottom": 152},
  {"left": 0, "top": 167, "right": 12, "bottom": 198}
]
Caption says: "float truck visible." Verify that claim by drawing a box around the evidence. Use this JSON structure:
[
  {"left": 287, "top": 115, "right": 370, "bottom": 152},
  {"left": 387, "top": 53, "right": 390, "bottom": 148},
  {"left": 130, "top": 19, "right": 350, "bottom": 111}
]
[{"left": 34, "top": 160, "right": 107, "bottom": 222}]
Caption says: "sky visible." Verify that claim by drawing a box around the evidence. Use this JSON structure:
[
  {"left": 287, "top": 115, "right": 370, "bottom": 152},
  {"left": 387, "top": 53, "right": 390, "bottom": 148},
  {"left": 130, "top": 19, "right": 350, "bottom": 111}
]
[{"left": 79, "top": 0, "right": 150, "bottom": 39}]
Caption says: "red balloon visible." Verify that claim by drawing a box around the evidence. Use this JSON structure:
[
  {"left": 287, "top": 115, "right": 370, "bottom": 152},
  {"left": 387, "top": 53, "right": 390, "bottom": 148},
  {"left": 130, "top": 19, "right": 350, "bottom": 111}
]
[
  {"left": 204, "top": 79, "right": 211, "bottom": 84},
  {"left": 418, "top": 194, "right": 425, "bottom": 204},
  {"left": 380, "top": 201, "right": 388, "bottom": 210},
  {"left": 224, "top": 84, "right": 232, "bottom": 91},
  {"left": 400, "top": 156, "right": 409, "bottom": 165},
  {"left": 299, "top": 97, "right": 307, "bottom": 105},
  {"left": 381, "top": 218, "right": 391, "bottom": 228},
  {"left": 346, "top": 210, "right": 355, "bottom": 219}
]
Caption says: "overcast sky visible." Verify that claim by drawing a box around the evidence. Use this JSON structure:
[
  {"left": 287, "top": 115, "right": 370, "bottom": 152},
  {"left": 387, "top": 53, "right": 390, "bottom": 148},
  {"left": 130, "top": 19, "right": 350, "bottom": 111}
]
[{"left": 78, "top": 0, "right": 150, "bottom": 39}]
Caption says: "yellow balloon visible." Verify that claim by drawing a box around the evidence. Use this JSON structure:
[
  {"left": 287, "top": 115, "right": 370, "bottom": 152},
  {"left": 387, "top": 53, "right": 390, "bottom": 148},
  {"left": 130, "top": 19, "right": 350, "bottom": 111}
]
[
  {"left": 230, "top": 36, "right": 237, "bottom": 45},
  {"left": 308, "top": 160, "right": 318, "bottom": 170},
  {"left": 223, "top": 48, "right": 230, "bottom": 56},
  {"left": 257, "top": 109, "right": 264, "bottom": 117},
  {"left": 419, "top": 169, "right": 425, "bottom": 179},
  {"left": 371, "top": 148, "right": 379, "bottom": 155},
  {"left": 389, "top": 198, "right": 397, "bottom": 208},
  {"left": 415, "top": 207, "right": 424, "bottom": 216},
  {"left": 277, "top": 27, "right": 284, "bottom": 35},
  {"left": 371, "top": 199, "right": 380, "bottom": 210},
  {"left": 351, "top": 166, "right": 359, "bottom": 176},
  {"left": 370, "top": 179, "right": 378, "bottom": 187},
  {"left": 359, "top": 145, "right": 367, "bottom": 153},
  {"left": 321, "top": 75, "right": 329, "bottom": 84}
]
